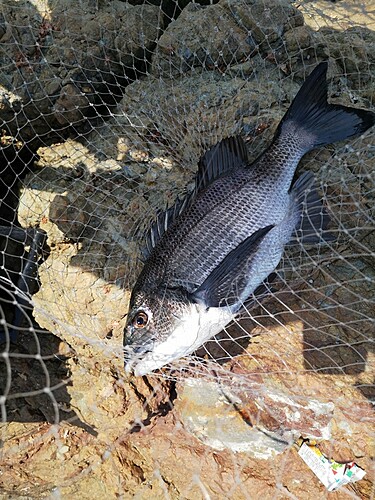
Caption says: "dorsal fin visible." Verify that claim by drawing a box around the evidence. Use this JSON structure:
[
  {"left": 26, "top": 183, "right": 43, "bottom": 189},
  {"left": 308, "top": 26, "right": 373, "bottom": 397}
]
[
  {"left": 195, "top": 136, "right": 248, "bottom": 192},
  {"left": 142, "top": 190, "right": 194, "bottom": 259},
  {"left": 142, "top": 136, "right": 248, "bottom": 259}
]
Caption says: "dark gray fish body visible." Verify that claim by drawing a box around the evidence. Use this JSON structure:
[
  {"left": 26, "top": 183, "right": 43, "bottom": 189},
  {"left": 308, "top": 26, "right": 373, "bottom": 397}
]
[
  {"left": 139, "top": 138, "right": 301, "bottom": 291},
  {"left": 124, "top": 62, "right": 375, "bottom": 376}
]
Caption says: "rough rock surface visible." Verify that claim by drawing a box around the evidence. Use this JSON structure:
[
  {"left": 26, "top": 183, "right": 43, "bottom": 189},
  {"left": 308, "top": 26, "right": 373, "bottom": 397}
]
[
  {"left": 0, "top": 0, "right": 374, "bottom": 498},
  {"left": 0, "top": 0, "right": 160, "bottom": 145}
]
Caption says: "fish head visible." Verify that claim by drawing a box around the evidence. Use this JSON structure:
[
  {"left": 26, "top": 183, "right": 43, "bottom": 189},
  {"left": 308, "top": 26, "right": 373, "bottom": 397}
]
[{"left": 124, "top": 286, "right": 233, "bottom": 376}]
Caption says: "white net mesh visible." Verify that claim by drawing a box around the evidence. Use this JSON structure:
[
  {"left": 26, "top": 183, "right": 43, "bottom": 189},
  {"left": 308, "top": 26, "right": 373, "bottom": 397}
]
[{"left": 0, "top": 0, "right": 374, "bottom": 498}]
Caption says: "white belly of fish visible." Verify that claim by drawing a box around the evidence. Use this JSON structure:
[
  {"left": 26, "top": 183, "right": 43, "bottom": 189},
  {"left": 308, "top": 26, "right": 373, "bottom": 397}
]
[{"left": 128, "top": 304, "right": 234, "bottom": 376}]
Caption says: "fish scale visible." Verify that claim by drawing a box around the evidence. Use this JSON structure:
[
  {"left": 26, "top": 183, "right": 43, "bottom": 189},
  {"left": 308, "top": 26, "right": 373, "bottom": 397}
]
[
  {"left": 142, "top": 158, "right": 293, "bottom": 289},
  {"left": 124, "top": 62, "right": 375, "bottom": 376}
]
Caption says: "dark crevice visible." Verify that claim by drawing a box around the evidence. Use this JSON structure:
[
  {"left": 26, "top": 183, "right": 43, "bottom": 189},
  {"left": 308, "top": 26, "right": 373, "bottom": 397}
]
[
  {"left": 125, "top": 0, "right": 219, "bottom": 24},
  {"left": 129, "top": 379, "right": 177, "bottom": 433},
  {"left": 0, "top": 145, "right": 38, "bottom": 330},
  {"left": 0, "top": 329, "right": 92, "bottom": 432},
  {"left": 0, "top": 144, "right": 36, "bottom": 225}
]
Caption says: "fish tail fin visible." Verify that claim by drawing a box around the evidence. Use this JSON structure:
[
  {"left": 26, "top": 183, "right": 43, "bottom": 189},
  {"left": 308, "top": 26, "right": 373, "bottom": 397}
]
[
  {"left": 289, "top": 171, "right": 335, "bottom": 245},
  {"left": 276, "top": 62, "right": 375, "bottom": 150}
]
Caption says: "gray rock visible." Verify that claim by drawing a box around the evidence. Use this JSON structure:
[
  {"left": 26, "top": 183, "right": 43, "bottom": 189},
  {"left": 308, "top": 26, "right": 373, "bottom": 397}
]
[
  {"left": 0, "top": 0, "right": 160, "bottom": 144},
  {"left": 176, "top": 377, "right": 334, "bottom": 458}
]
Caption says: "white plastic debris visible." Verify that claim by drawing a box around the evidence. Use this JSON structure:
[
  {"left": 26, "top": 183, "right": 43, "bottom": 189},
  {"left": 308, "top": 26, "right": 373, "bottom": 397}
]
[{"left": 298, "top": 441, "right": 366, "bottom": 491}]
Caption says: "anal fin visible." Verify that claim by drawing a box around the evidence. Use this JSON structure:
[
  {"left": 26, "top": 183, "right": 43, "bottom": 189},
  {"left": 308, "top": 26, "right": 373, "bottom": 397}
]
[{"left": 289, "top": 171, "right": 335, "bottom": 245}]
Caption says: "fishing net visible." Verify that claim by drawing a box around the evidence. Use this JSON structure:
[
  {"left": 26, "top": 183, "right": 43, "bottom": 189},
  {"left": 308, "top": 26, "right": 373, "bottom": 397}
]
[{"left": 0, "top": 0, "right": 374, "bottom": 497}]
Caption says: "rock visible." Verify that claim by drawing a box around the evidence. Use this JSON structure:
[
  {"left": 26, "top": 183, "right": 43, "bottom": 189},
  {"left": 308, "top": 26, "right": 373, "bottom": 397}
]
[
  {"left": 302, "top": 0, "right": 375, "bottom": 31},
  {"left": 283, "top": 25, "right": 313, "bottom": 52},
  {"left": 176, "top": 377, "right": 333, "bottom": 458},
  {"left": 316, "top": 27, "right": 375, "bottom": 99},
  {"left": 0, "top": 0, "right": 160, "bottom": 145},
  {"left": 2, "top": 0, "right": 374, "bottom": 498},
  {"left": 17, "top": 139, "right": 140, "bottom": 353},
  {"left": 152, "top": 1, "right": 254, "bottom": 77},
  {"left": 152, "top": 0, "right": 305, "bottom": 78},
  {"left": 53, "top": 83, "right": 93, "bottom": 127},
  {"left": 86, "top": 64, "right": 297, "bottom": 178},
  {"left": 227, "top": 0, "right": 303, "bottom": 45}
]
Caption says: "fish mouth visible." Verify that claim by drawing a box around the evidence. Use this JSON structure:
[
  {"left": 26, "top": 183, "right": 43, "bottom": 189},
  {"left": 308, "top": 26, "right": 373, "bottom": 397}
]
[
  {"left": 124, "top": 339, "right": 182, "bottom": 376},
  {"left": 125, "top": 352, "right": 171, "bottom": 377},
  {"left": 124, "top": 341, "right": 155, "bottom": 374}
]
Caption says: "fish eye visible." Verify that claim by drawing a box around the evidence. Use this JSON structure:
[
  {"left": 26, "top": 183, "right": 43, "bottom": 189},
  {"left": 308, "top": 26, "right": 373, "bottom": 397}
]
[{"left": 132, "top": 310, "right": 149, "bottom": 329}]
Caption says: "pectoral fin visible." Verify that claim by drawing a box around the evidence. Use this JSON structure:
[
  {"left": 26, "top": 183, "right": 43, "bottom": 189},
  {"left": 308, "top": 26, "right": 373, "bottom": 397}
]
[
  {"left": 192, "top": 225, "right": 274, "bottom": 308},
  {"left": 238, "top": 271, "right": 278, "bottom": 313}
]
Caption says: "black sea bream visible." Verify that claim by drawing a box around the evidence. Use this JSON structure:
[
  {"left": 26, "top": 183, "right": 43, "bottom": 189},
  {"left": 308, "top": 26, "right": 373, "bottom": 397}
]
[{"left": 123, "top": 62, "right": 375, "bottom": 376}]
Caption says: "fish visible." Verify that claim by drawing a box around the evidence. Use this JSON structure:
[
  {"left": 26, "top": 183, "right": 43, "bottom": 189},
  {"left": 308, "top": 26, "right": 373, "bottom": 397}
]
[{"left": 123, "top": 61, "right": 375, "bottom": 376}]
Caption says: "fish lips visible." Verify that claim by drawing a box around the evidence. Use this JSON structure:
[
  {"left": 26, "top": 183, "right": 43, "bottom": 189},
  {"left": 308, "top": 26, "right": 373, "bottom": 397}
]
[
  {"left": 124, "top": 350, "right": 172, "bottom": 377},
  {"left": 124, "top": 336, "right": 180, "bottom": 376},
  {"left": 124, "top": 340, "right": 155, "bottom": 374}
]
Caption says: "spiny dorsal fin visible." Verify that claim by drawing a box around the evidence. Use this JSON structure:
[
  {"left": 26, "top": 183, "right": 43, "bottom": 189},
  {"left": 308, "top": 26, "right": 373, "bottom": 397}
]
[
  {"left": 142, "top": 190, "right": 194, "bottom": 259},
  {"left": 142, "top": 136, "right": 248, "bottom": 259},
  {"left": 195, "top": 136, "right": 248, "bottom": 192}
]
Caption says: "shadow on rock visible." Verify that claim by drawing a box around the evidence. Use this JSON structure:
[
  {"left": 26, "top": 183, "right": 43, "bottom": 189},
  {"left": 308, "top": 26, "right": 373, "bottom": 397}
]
[
  {"left": 0, "top": 327, "right": 97, "bottom": 435},
  {"left": 195, "top": 281, "right": 373, "bottom": 380}
]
